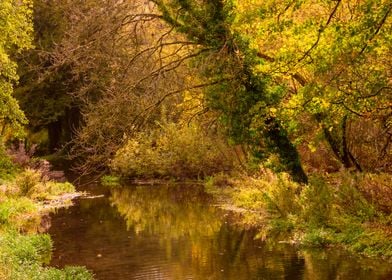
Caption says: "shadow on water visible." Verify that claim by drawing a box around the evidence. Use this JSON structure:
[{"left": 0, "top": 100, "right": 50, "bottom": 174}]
[{"left": 48, "top": 183, "right": 392, "bottom": 280}]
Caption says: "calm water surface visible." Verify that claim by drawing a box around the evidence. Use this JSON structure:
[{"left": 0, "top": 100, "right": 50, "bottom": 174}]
[{"left": 48, "top": 183, "right": 392, "bottom": 280}]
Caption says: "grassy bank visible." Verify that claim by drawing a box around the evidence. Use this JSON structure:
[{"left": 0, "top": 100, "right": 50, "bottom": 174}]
[
  {"left": 0, "top": 157, "right": 93, "bottom": 279},
  {"left": 205, "top": 170, "right": 392, "bottom": 259}
]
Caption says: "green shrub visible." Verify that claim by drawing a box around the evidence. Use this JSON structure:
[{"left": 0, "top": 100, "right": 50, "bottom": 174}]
[
  {"left": 234, "top": 187, "right": 265, "bottom": 210},
  {"left": 14, "top": 169, "right": 43, "bottom": 196},
  {"left": 11, "top": 169, "right": 75, "bottom": 200},
  {"left": 302, "top": 228, "right": 333, "bottom": 247},
  {"left": 0, "top": 145, "right": 16, "bottom": 180},
  {"left": 0, "top": 231, "right": 93, "bottom": 280},
  {"left": 262, "top": 173, "right": 300, "bottom": 218},
  {"left": 205, "top": 170, "right": 392, "bottom": 257},
  {"left": 357, "top": 173, "right": 392, "bottom": 213},
  {"left": 207, "top": 171, "right": 300, "bottom": 221},
  {"left": 333, "top": 173, "right": 376, "bottom": 220},
  {"left": 0, "top": 231, "right": 52, "bottom": 265},
  {"left": 299, "top": 176, "right": 332, "bottom": 226},
  {"left": 112, "top": 122, "right": 233, "bottom": 179}
]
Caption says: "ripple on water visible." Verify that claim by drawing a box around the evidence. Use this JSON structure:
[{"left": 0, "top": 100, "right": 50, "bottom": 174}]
[{"left": 48, "top": 184, "right": 392, "bottom": 280}]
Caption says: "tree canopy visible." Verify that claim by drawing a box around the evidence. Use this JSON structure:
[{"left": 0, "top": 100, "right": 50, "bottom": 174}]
[
  {"left": 7, "top": 0, "right": 392, "bottom": 176},
  {"left": 0, "top": 0, "right": 33, "bottom": 138}
]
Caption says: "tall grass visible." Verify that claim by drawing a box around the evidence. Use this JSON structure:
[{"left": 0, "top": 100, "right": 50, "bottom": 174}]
[{"left": 205, "top": 170, "right": 392, "bottom": 257}]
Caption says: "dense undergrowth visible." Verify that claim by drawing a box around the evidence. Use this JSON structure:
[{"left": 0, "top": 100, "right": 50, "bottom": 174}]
[
  {"left": 205, "top": 170, "right": 392, "bottom": 258},
  {"left": 0, "top": 147, "right": 92, "bottom": 279},
  {"left": 111, "top": 122, "right": 234, "bottom": 179}
]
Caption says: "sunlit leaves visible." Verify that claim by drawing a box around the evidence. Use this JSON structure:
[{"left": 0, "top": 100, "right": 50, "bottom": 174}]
[
  {"left": 0, "top": 0, "right": 32, "bottom": 138},
  {"left": 232, "top": 0, "right": 391, "bottom": 142}
]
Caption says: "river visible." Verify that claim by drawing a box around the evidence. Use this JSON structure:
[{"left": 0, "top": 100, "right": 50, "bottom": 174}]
[{"left": 47, "top": 182, "right": 392, "bottom": 279}]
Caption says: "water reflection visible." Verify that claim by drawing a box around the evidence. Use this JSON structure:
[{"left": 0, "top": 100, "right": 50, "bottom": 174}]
[{"left": 48, "top": 183, "right": 392, "bottom": 280}]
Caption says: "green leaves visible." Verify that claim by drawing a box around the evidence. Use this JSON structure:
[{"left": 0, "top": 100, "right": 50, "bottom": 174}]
[
  {"left": 0, "top": 0, "right": 33, "bottom": 138},
  {"left": 153, "top": 0, "right": 308, "bottom": 182}
]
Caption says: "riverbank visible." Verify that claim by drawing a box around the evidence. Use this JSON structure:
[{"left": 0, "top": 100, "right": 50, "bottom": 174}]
[
  {"left": 205, "top": 170, "right": 392, "bottom": 259},
  {"left": 0, "top": 167, "right": 93, "bottom": 279}
]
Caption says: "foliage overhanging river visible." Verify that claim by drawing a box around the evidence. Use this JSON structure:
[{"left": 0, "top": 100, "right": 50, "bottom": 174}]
[{"left": 47, "top": 182, "right": 392, "bottom": 279}]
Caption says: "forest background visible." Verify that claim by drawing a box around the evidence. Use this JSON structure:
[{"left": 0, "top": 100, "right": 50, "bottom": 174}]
[{"left": 0, "top": 0, "right": 391, "bottom": 275}]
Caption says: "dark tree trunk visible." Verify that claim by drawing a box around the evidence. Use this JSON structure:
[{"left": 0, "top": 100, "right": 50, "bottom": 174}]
[
  {"left": 322, "top": 115, "right": 362, "bottom": 171},
  {"left": 47, "top": 120, "right": 62, "bottom": 153},
  {"left": 62, "top": 106, "right": 82, "bottom": 146},
  {"left": 341, "top": 115, "right": 351, "bottom": 168},
  {"left": 265, "top": 117, "right": 308, "bottom": 184}
]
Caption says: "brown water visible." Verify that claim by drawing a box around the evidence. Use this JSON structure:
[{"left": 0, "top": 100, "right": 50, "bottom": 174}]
[{"left": 48, "top": 183, "right": 392, "bottom": 280}]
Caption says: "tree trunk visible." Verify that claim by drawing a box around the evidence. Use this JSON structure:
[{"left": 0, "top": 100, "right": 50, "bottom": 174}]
[
  {"left": 47, "top": 120, "right": 62, "bottom": 153},
  {"left": 264, "top": 117, "right": 308, "bottom": 184}
]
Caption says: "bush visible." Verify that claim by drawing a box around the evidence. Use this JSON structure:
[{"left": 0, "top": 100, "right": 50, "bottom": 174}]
[
  {"left": 205, "top": 170, "right": 392, "bottom": 257},
  {"left": 0, "top": 145, "right": 16, "bottom": 180},
  {"left": 355, "top": 173, "right": 391, "bottom": 214},
  {"left": 327, "top": 171, "right": 378, "bottom": 220},
  {"left": 112, "top": 122, "right": 234, "bottom": 179},
  {"left": 301, "top": 228, "right": 333, "bottom": 247},
  {"left": 206, "top": 171, "right": 300, "bottom": 227},
  {"left": 299, "top": 176, "right": 332, "bottom": 226},
  {"left": 0, "top": 154, "right": 89, "bottom": 279},
  {"left": 14, "top": 169, "right": 43, "bottom": 197},
  {"left": 0, "top": 231, "right": 52, "bottom": 265},
  {"left": 0, "top": 231, "right": 93, "bottom": 280},
  {"left": 9, "top": 169, "right": 75, "bottom": 200},
  {"left": 262, "top": 173, "right": 300, "bottom": 218}
]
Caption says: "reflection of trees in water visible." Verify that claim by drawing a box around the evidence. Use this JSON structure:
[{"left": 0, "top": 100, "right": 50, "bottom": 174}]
[
  {"left": 109, "top": 184, "right": 221, "bottom": 238},
  {"left": 50, "top": 184, "right": 392, "bottom": 279},
  {"left": 301, "top": 250, "right": 392, "bottom": 280},
  {"left": 108, "top": 184, "right": 307, "bottom": 279},
  {"left": 109, "top": 184, "right": 392, "bottom": 279}
]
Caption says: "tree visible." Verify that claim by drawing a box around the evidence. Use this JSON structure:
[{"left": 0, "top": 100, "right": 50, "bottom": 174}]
[
  {"left": 232, "top": 0, "right": 392, "bottom": 171},
  {"left": 16, "top": 0, "right": 196, "bottom": 173},
  {"left": 150, "top": 0, "right": 308, "bottom": 183},
  {"left": 17, "top": 0, "right": 165, "bottom": 153},
  {"left": 0, "top": 0, "right": 33, "bottom": 139}
]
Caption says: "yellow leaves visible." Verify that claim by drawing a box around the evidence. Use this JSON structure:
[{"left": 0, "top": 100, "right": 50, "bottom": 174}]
[
  {"left": 0, "top": 0, "right": 32, "bottom": 138},
  {"left": 308, "top": 142, "right": 317, "bottom": 153},
  {"left": 269, "top": 107, "right": 277, "bottom": 114},
  {"left": 234, "top": 0, "right": 391, "bottom": 134}
]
